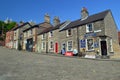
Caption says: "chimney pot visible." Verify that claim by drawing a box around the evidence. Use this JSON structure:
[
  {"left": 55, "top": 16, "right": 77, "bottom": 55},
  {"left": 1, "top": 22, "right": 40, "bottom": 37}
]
[{"left": 44, "top": 13, "right": 50, "bottom": 23}]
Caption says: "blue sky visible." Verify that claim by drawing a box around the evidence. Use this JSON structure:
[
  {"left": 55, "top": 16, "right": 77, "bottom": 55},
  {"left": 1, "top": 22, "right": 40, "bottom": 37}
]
[{"left": 0, "top": 0, "right": 120, "bottom": 30}]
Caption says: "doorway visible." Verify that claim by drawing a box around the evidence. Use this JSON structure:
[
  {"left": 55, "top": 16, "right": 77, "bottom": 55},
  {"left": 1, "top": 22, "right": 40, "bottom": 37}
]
[
  {"left": 55, "top": 42, "right": 58, "bottom": 53},
  {"left": 26, "top": 38, "right": 33, "bottom": 52},
  {"left": 100, "top": 41, "right": 107, "bottom": 56}
]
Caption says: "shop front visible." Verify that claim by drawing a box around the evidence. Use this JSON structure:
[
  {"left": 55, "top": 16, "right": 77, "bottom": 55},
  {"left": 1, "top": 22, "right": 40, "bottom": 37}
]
[{"left": 80, "top": 33, "right": 113, "bottom": 58}]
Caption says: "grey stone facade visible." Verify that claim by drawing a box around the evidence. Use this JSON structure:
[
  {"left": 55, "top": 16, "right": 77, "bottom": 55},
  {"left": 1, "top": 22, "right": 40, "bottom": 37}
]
[{"left": 7, "top": 8, "right": 119, "bottom": 58}]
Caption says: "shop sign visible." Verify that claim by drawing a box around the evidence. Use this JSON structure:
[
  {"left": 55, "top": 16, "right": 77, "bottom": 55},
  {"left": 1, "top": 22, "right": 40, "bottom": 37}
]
[
  {"left": 80, "top": 39, "right": 86, "bottom": 48},
  {"left": 84, "top": 33, "right": 96, "bottom": 38},
  {"left": 94, "top": 42, "right": 99, "bottom": 48}
]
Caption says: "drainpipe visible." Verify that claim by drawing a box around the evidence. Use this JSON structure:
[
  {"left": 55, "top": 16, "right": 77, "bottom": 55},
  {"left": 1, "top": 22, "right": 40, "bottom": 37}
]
[
  {"left": 46, "top": 33, "right": 48, "bottom": 53},
  {"left": 77, "top": 27, "right": 81, "bottom": 56}
]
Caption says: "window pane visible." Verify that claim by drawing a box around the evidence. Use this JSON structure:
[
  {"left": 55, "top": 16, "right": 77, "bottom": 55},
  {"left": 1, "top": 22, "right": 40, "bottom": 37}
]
[
  {"left": 50, "top": 41, "right": 53, "bottom": 49},
  {"left": 86, "top": 23, "right": 93, "bottom": 32},
  {"left": 50, "top": 31, "right": 53, "bottom": 37},
  {"left": 67, "top": 29, "right": 71, "bottom": 36},
  {"left": 42, "top": 42, "right": 45, "bottom": 49},
  {"left": 88, "top": 24, "right": 92, "bottom": 31},
  {"left": 68, "top": 41, "right": 72, "bottom": 51}
]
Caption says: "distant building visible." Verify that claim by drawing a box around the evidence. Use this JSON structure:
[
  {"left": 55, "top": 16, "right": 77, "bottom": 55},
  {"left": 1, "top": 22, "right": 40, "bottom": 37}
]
[
  {"left": 23, "top": 14, "right": 53, "bottom": 52},
  {"left": 13, "top": 22, "right": 35, "bottom": 50}
]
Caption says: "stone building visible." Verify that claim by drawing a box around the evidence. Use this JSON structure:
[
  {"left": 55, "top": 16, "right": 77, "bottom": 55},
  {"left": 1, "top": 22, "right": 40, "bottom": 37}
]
[
  {"left": 13, "top": 22, "right": 35, "bottom": 50},
  {"left": 61, "top": 7, "right": 119, "bottom": 57},
  {"left": 5, "top": 31, "right": 12, "bottom": 48},
  {"left": 118, "top": 31, "right": 120, "bottom": 45},
  {"left": 5, "top": 8, "right": 120, "bottom": 58},
  {"left": 24, "top": 14, "right": 53, "bottom": 52},
  {"left": 5, "top": 25, "right": 17, "bottom": 48},
  {"left": 37, "top": 18, "right": 72, "bottom": 54}
]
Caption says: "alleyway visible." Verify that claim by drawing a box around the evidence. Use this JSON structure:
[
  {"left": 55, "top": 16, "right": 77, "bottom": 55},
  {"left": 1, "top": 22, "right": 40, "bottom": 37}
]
[{"left": 0, "top": 47, "right": 120, "bottom": 80}]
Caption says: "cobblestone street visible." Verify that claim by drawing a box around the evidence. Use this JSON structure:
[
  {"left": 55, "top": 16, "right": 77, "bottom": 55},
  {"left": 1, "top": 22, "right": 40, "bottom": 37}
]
[{"left": 0, "top": 47, "right": 120, "bottom": 80}]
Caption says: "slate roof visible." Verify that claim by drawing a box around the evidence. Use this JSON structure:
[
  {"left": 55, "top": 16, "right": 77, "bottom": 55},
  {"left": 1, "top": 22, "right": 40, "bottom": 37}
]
[
  {"left": 37, "top": 22, "right": 66, "bottom": 35},
  {"left": 13, "top": 22, "right": 33, "bottom": 30},
  {"left": 60, "top": 10, "right": 110, "bottom": 31},
  {"left": 35, "top": 22, "right": 53, "bottom": 35},
  {"left": 23, "top": 22, "right": 53, "bottom": 33},
  {"left": 37, "top": 27, "right": 52, "bottom": 35}
]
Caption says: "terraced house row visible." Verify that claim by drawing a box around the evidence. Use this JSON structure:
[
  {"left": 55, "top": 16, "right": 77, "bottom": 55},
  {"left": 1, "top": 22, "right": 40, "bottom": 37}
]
[{"left": 5, "top": 8, "right": 120, "bottom": 57}]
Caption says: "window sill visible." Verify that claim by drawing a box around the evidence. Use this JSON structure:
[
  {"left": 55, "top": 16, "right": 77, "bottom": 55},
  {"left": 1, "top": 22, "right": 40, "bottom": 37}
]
[
  {"left": 86, "top": 31, "right": 94, "bottom": 34},
  {"left": 66, "top": 35, "right": 72, "bottom": 38},
  {"left": 86, "top": 49, "right": 95, "bottom": 52},
  {"left": 49, "top": 36, "right": 54, "bottom": 38}
]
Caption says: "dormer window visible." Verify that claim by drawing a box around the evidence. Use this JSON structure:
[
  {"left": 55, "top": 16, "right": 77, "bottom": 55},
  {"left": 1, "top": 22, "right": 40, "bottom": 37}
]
[
  {"left": 67, "top": 29, "right": 72, "bottom": 37},
  {"left": 49, "top": 31, "right": 53, "bottom": 37},
  {"left": 86, "top": 23, "right": 94, "bottom": 33}
]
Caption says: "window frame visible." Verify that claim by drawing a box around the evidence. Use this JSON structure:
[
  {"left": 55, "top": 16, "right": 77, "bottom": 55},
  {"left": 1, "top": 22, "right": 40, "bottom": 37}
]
[
  {"left": 66, "top": 29, "right": 72, "bottom": 37},
  {"left": 49, "top": 31, "right": 53, "bottom": 37},
  {"left": 86, "top": 23, "right": 94, "bottom": 33},
  {"left": 49, "top": 41, "right": 54, "bottom": 49},
  {"left": 86, "top": 38, "right": 94, "bottom": 51},
  {"left": 41, "top": 42, "right": 45, "bottom": 49},
  {"left": 67, "top": 40, "right": 73, "bottom": 51},
  {"left": 110, "top": 39, "right": 113, "bottom": 52},
  {"left": 42, "top": 34, "right": 45, "bottom": 39}
]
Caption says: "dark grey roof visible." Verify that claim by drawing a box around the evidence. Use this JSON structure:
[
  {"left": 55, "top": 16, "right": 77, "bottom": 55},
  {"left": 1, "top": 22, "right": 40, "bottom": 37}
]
[
  {"left": 23, "top": 25, "right": 38, "bottom": 32},
  {"left": 23, "top": 22, "right": 53, "bottom": 32},
  {"left": 61, "top": 10, "right": 110, "bottom": 31},
  {"left": 51, "top": 22, "right": 66, "bottom": 31},
  {"left": 37, "top": 27, "right": 53, "bottom": 35},
  {"left": 13, "top": 22, "right": 32, "bottom": 30},
  {"left": 37, "top": 22, "right": 65, "bottom": 35}
]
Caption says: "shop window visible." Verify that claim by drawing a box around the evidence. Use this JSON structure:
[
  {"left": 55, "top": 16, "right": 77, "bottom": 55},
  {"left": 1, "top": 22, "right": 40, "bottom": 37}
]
[
  {"left": 67, "top": 41, "right": 73, "bottom": 51},
  {"left": 86, "top": 39, "right": 94, "bottom": 51}
]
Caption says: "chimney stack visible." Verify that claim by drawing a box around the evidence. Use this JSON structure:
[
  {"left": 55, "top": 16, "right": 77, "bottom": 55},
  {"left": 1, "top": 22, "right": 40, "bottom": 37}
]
[
  {"left": 19, "top": 21, "right": 24, "bottom": 26},
  {"left": 53, "top": 16, "right": 60, "bottom": 26},
  {"left": 44, "top": 13, "right": 50, "bottom": 23},
  {"left": 81, "top": 7, "right": 89, "bottom": 19}
]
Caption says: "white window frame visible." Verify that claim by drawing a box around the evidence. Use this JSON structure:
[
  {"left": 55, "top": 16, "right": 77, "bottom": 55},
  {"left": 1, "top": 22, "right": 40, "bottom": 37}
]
[
  {"left": 49, "top": 31, "right": 53, "bottom": 37},
  {"left": 30, "top": 29, "right": 32, "bottom": 35},
  {"left": 110, "top": 39, "right": 113, "bottom": 52},
  {"left": 86, "top": 38, "right": 94, "bottom": 51},
  {"left": 67, "top": 40, "right": 73, "bottom": 51},
  {"left": 49, "top": 41, "right": 54, "bottom": 49},
  {"left": 42, "top": 34, "right": 45, "bottom": 39},
  {"left": 41, "top": 42, "right": 45, "bottom": 49},
  {"left": 66, "top": 29, "right": 72, "bottom": 37},
  {"left": 86, "top": 23, "right": 94, "bottom": 33}
]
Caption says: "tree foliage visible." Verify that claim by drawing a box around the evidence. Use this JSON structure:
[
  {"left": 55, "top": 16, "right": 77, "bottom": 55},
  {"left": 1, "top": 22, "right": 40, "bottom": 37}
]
[{"left": 0, "top": 20, "right": 17, "bottom": 41}]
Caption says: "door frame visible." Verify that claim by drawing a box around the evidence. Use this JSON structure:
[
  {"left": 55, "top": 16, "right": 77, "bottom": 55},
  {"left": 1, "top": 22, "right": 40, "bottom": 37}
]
[
  {"left": 55, "top": 42, "right": 58, "bottom": 53},
  {"left": 100, "top": 40, "right": 107, "bottom": 56}
]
